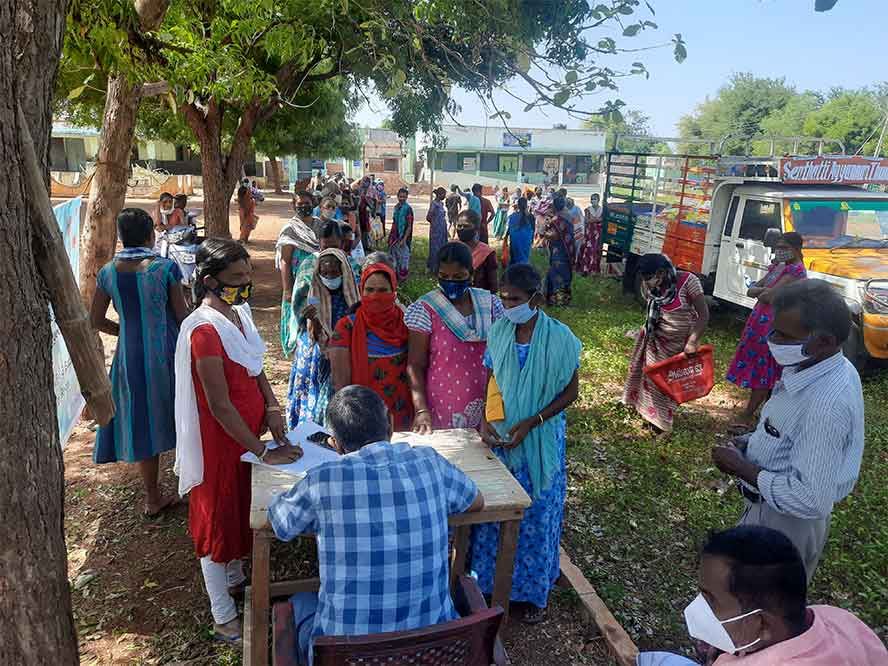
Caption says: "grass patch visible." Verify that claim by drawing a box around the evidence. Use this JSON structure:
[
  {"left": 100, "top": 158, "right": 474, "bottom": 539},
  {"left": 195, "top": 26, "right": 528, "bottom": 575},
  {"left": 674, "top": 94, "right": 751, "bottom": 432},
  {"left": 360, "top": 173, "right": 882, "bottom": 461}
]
[{"left": 405, "top": 239, "right": 888, "bottom": 649}]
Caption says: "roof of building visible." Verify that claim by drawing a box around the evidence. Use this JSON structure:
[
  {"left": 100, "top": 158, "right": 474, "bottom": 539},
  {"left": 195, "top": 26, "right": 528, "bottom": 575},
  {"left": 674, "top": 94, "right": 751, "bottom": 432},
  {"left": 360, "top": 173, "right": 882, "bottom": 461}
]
[
  {"left": 435, "top": 124, "right": 605, "bottom": 155},
  {"left": 362, "top": 128, "right": 403, "bottom": 144}
]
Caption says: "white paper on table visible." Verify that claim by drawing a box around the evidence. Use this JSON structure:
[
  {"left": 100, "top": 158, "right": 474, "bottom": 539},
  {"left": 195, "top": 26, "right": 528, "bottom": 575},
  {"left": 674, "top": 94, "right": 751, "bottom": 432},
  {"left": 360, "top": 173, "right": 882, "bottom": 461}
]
[{"left": 240, "top": 419, "right": 340, "bottom": 477}]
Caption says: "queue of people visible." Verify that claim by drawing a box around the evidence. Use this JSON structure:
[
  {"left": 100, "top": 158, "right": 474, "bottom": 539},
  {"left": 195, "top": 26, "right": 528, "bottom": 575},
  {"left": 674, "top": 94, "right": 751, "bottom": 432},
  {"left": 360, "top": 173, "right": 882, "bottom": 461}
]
[
  {"left": 87, "top": 186, "right": 882, "bottom": 665},
  {"left": 450, "top": 183, "right": 606, "bottom": 305}
]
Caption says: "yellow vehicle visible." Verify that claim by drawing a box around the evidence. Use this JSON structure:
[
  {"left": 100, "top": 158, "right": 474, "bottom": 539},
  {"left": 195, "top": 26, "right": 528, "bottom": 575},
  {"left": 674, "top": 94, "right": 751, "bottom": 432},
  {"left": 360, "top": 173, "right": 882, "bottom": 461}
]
[{"left": 782, "top": 191, "right": 888, "bottom": 364}]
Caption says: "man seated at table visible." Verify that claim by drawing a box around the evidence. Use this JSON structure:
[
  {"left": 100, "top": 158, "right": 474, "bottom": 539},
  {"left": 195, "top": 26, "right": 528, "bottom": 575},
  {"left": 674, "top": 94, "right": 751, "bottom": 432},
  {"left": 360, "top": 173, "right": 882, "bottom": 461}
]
[
  {"left": 637, "top": 525, "right": 887, "bottom": 666},
  {"left": 268, "top": 385, "right": 485, "bottom": 665}
]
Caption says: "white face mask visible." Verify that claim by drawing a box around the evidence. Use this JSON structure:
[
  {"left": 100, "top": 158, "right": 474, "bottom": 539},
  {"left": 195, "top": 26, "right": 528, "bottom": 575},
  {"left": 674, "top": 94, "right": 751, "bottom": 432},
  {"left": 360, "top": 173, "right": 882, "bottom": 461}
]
[
  {"left": 503, "top": 299, "right": 538, "bottom": 325},
  {"left": 767, "top": 337, "right": 810, "bottom": 367},
  {"left": 684, "top": 593, "right": 762, "bottom": 654},
  {"left": 320, "top": 275, "right": 343, "bottom": 290},
  {"left": 774, "top": 248, "right": 795, "bottom": 263}
]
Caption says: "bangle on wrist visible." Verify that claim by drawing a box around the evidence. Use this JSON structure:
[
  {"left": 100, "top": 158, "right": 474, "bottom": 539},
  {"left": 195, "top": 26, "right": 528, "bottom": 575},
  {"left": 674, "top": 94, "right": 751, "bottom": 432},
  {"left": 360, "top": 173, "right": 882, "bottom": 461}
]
[
  {"left": 415, "top": 408, "right": 430, "bottom": 416},
  {"left": 265, "top": 404, "right": 281, "bottom": 414},
  {"left": 258, "top": 443, "right": 270, "bottom": 461},
  {"left": 536, "top": 413, "right": 544, "bottom": 426}
]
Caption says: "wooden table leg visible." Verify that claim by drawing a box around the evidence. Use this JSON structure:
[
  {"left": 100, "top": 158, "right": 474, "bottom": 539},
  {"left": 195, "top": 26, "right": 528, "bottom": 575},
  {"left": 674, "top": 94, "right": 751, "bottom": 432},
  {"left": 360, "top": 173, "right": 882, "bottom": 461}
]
[
  {"left": 249, "top": 530, "right": 272, "bottom": 666},
  {"left": 492, "top": 519, "right": 520, "bottom": 626},
  {"left": 450, "top": 525, "right": 470, "bottom": 589}
]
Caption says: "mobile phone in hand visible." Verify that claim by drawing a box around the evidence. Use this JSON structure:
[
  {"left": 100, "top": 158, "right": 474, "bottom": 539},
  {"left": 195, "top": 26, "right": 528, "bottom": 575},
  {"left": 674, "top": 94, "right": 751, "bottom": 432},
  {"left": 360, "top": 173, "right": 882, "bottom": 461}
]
[{"left": 306, "top": 431, "right": 328, "bottom": 444}]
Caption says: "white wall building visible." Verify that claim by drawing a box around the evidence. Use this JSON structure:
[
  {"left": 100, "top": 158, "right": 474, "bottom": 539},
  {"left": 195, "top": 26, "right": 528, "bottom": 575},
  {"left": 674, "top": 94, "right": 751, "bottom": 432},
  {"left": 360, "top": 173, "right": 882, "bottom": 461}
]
[{"left": 428, "top": 124, "right": 606, "bottom": 190}]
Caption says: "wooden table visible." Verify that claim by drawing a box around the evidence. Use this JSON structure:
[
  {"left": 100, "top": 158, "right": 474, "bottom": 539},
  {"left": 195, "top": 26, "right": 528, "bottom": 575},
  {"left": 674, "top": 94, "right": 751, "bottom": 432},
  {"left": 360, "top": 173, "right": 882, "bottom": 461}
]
[{"left": 245, "top": 428, "right": 532, "bottom": 665}]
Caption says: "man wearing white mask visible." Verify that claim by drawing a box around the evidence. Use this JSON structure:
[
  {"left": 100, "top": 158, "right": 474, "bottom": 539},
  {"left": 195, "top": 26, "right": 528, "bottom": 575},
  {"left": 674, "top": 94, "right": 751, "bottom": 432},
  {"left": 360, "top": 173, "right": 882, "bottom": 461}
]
[
  {"left": 710, "top": 279, "right": 865, "bottom": 580},
  {"left": 638, "top": 526, "right": 886, "bottom": 666}
]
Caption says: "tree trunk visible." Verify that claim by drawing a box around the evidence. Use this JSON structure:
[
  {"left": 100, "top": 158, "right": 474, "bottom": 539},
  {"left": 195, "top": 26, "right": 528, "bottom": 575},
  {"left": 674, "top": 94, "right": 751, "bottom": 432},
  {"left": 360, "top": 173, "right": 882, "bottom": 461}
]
[
  {"left": 183, "top": 99, "right": 263, "bottom": 238},
  {"left": 0, "top": 0, "right": 80, "bottom": 664},
  {"left": 198, "top": 138, "right": 232, "bottom": 238},
  {"left": 79, "top": 75, "right": 140, "bottom": 306},
  {"left": 269, "top": 155, "right": 284, "bottom": 193},
  {"left": 185, "top": 100, "right": 230, "bottom": 237}
]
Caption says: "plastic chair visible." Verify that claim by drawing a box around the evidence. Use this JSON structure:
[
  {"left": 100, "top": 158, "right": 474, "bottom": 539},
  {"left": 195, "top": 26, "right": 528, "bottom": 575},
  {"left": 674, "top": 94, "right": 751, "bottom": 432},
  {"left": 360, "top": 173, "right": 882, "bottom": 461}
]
[{"left": 272, "top": 575, "right": 506, "bottom": 666}]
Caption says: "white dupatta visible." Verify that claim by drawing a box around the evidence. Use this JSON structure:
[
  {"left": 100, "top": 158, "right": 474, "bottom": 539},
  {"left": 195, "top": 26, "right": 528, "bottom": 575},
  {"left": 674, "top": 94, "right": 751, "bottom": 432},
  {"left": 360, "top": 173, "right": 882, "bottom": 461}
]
[{"left": 174, "top": 303, "right": 266, "bottom": 496}]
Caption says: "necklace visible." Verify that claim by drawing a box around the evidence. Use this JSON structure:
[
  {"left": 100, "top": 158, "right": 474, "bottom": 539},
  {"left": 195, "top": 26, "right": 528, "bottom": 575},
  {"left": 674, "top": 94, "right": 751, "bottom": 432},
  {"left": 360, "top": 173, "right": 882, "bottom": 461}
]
[{"left": 212, "top": 302, "right": 241, "bottom": 329}]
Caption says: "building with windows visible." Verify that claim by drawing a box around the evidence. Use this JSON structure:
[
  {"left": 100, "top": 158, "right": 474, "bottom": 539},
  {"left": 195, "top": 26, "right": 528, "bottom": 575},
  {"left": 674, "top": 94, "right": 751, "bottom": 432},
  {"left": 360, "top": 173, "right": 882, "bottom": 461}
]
[
  {"left": 281, "top": 128, "right": 418, "bottom": 186},
  {"left": 50, "top": 122, "right": 264, "bottom": 183},
  {"left": 428, "top": 124, "right": 606, "bottom": 190}
]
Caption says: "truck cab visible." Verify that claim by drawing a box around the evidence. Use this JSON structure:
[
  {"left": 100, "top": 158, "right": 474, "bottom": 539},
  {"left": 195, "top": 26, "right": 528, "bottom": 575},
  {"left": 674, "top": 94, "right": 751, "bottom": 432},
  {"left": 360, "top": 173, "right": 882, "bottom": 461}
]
[
  {"left": 713, "top": 184, "right": 888, "bottom": 363},
  {"left": 602, "top": 146, "right": 888, "bottom": 366}
]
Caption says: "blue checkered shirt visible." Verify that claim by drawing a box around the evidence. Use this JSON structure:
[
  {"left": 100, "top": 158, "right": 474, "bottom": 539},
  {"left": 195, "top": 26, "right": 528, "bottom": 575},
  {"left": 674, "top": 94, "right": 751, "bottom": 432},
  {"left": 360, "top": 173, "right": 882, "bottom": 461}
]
[{"left": 268, "top": 441, "right": 479, "bottom": 647}]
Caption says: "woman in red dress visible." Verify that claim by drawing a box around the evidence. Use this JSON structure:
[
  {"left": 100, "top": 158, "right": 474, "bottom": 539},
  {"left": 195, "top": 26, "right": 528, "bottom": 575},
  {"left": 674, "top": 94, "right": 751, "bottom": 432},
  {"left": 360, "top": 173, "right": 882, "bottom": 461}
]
[
  {"left": 328, "top": 262, "right": 414, "bottom": 430},
  {"left": 174, "top": 238, "right": 301, "bottom": 642}
]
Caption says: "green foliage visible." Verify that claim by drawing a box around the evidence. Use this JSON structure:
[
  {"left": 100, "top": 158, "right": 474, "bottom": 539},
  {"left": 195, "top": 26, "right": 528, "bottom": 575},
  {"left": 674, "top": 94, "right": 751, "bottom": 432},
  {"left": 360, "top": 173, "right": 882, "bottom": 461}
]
[
  {"left": 59, "top": 0, "right": 685, "bottom": 143},
  {"left": 584, "top": 108, "right": 670, "bottom": 153},
  {"left": 136, "top": 98, "right": 197, "bottom": 147},
  {"left": 678, "top": 73, "right": 796, "bottom": 154},
  {"left": 57, "top": 0, "right": 687, "bottom": 232},
  {"left": 252, "top": 81, "right": 361, "bottom": 159},
  {"left": 54, "top": 0, "right": 165, "bottom": 121},
  {"left": 803, "top": 91, "right": 886, "bottom": 154},
  {"left": 759, "top": 91, "right": 824, "bottom": 137},
  {"left": 678, "top": 74, "right": 888, "bottom": 157}
]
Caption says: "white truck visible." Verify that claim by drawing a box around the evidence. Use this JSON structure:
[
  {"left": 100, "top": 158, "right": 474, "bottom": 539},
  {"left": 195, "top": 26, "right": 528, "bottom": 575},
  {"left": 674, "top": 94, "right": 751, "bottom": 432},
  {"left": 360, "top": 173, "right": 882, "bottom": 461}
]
[{"left": 601, "top": 138, "right": 888, "bottom": 366}]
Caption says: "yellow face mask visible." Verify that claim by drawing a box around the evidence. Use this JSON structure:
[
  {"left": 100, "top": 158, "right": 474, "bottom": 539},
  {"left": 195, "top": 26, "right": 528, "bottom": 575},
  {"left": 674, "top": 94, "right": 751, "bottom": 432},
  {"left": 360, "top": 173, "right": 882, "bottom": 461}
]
[{"left": 214, "top": 281, "right": 253, "bottom": 306}]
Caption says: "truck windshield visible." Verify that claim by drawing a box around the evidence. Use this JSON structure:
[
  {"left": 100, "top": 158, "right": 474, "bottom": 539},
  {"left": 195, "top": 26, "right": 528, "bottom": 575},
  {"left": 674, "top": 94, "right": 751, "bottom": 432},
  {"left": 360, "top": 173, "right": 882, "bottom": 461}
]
[{"left": 788, "top": 199, "right": 888, "bottom": 249}]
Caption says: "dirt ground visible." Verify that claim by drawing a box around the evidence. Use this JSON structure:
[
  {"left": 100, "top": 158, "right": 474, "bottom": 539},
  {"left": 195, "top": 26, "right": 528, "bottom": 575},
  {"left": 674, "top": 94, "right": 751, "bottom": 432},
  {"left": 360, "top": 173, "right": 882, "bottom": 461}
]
[{"left": 64, "top": 195, "right": 616, "bottom": 665}]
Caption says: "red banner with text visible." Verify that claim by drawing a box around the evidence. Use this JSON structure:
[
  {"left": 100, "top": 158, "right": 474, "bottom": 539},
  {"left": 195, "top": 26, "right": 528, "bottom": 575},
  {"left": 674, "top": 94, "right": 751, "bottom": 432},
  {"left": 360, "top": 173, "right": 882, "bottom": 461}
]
[{"left": 780, "top": 156, "right": 888, "bottom": 186}]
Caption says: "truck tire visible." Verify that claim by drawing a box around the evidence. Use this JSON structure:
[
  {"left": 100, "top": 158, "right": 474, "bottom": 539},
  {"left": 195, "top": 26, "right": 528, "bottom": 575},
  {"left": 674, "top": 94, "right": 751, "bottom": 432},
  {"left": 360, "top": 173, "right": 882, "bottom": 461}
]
[{"left": 842, "top": 321, "right": 867, "bottom": 373}]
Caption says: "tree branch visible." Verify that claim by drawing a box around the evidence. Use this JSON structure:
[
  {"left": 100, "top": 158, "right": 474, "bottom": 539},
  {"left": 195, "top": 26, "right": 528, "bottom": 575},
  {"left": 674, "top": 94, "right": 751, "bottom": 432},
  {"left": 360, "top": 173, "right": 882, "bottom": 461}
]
[
  {"left": 223, "top": 100, "right": 262, "bottom": 185},
  {"left": 304, "top": 67, "right": 348, "bottom": 83},
  {"left": 134, "top": 0, "right": 170, "bottom": 32},
  {"left": 136, "top": 81, "right": 171, "bottom": 98}
]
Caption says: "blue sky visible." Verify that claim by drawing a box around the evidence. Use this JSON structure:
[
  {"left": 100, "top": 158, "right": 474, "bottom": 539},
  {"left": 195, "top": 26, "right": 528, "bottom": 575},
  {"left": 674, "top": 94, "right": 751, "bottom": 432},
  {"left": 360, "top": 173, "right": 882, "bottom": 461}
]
[{"left": 355, "top": 0, "right": 887, "bottom": 137}]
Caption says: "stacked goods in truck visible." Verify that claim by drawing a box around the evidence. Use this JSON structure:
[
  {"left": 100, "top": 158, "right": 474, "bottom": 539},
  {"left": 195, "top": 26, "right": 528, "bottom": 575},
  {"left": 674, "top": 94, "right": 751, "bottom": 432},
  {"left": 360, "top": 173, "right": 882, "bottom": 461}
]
[{"left": 660, "top": 162, "right": 715, "bottom": 273}]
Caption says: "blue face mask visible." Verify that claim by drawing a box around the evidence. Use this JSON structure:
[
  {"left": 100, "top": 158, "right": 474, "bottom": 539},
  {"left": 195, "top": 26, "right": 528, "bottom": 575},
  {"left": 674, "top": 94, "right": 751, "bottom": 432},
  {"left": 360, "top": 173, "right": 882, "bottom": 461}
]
[
  {"left": 503, "top": 299, "right": 538, "bottom": 324},
  {"left": 439, "top": 278, "right": 471, "bottom": 301}
]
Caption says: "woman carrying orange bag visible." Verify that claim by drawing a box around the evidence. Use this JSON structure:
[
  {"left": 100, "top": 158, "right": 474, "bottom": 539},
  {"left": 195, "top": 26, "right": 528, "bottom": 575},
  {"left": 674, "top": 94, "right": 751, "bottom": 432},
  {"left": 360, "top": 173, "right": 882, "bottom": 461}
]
[{"left": 622, "top": 253, "right": 709, "bottom": 434}]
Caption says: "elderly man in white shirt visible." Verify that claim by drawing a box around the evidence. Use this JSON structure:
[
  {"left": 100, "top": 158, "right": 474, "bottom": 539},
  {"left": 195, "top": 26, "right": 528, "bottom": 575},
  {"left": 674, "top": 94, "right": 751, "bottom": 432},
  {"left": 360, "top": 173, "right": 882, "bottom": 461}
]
[{"left": 711, "top": 279, "right": 865, "bottom": 580}]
